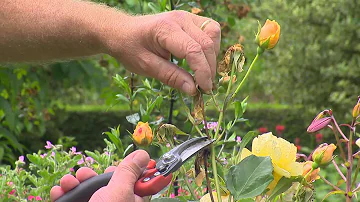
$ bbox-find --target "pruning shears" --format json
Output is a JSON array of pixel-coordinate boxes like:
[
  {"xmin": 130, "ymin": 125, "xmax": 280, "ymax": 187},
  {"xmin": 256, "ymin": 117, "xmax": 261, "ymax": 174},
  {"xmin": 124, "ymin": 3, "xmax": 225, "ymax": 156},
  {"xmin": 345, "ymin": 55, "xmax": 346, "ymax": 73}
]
[{"xmin": 56, "ymin": 136, "xmax": 214, "ymax": 202}]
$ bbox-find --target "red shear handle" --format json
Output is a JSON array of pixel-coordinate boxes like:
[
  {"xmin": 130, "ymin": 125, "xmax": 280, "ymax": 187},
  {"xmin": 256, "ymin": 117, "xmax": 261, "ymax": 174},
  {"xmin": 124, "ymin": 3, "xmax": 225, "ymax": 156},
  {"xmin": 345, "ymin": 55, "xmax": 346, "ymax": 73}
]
[{"xmin": 134, "ymin": 160, "xmax": 172, "ymax": 197}]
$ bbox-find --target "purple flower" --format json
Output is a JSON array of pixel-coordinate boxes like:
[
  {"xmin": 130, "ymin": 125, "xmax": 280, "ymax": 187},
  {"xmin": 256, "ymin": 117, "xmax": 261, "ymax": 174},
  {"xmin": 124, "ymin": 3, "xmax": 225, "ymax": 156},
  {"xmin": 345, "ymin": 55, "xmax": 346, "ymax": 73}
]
[
  {"xmin": 69, "ymin": 168, "xmax": 75, "ymax": 172},
  {"xmin": 70, "ymin": 147, "xmax": 82, "ymax": 155},
  {"xmin": 18, "ymin": 156, "xmax": 25, "ymax": 164},
  {"xmin": 203, "ymin": 121, "xmax": 222, "ymax": 132},
  {"xmin": 45, "ymin": 141, "xmax": 54, "ymax": 149},
  {"xmin": 77, "ymin": 158, "xmax": 84, "ymax": 165},
  {"xmin": 85, "ymin": 157, "xmax": 95, "ymax": 164},
  {"xmin": 40, "ymin": 153, "xmax": 47, "ymax": 158},
  {"xmin": 104, "ymin": 151, "xmax": 110, "ymax": 156},
  {"xmin": 166, "ymin": 143, "xmax": 171, "ymax": 148},
  {"xmin": 51, "ymin": 151, "xmax": 55, "ymax": 157},
  {"xmin": 236, "ymin": 136, "xmax": 242, "ymax": 143},
  {"xmin": 221, "ymin": 157, "xmax": 228, "ymax": 165}
]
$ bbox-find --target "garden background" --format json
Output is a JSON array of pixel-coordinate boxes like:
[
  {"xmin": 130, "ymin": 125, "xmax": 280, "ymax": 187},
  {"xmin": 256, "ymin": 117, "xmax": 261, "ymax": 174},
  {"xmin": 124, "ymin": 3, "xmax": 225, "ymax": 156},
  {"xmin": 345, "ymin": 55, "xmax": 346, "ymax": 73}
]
[{"xmin": 0, "ymin": 0, "xmax": 359, "ymax": 201}]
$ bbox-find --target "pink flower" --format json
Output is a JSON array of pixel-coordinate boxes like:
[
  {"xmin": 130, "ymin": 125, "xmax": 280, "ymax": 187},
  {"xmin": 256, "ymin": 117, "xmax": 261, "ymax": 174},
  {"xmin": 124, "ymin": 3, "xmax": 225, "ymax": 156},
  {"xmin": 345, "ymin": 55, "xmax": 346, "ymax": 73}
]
[
  {"xmin": 70, "ymin": 147, "xmax": 82, "ymax": 155},
  {"xmin": 45, "ymin": 141, "xmax": 54, "ymax": 149},
  {"xmin": 18, "ymin": 156, "xmax": 25, "ymax": 164},
  {"xmin": 204, "ymin": 121, "xmax": 222, "ymax": 132},
  {"xmin": 40, "ymin": 153, "xmax": 47, "ymax": 158},
  {"xmin": 166, "ymin": 143, "xmax": 171, "ymax": 148},
  {"xmin": 236, "ymin": 136, "xmax": 242, "ymax": 143},
  {"xmin": 85, "ymin": 157, "xmax": 94, "ymax": 164},
  {"xmin": 9, "ymin": 189, "xmax": 15, "ymax": 195},
  {"xmin": 170, "ymin": 193, "xmax": 175, "ymax": 198},
  {"xmin": 7, "ymin": 181, "xmax": 13, "ymax": 186},
  {"xmin": 258, "ymin": 127, "xmax": 268, "ymax": 134},
  {"xmin": 77, "ymin": 158, "xmax": 84, "ymax": 165},
  {"xmin": 51, "ymin": 152, "xmax": 55, "ymax": 157},
  {"xmin": 35, "ymin": 196, "xmax": 42, "ymax": 201},
  {"xmin": 28, "ymin": 195, "xmax": 35, "ymax": 200},
  {"xmin": 69, "ymin": 168, "xmax": 75, "ymax": 172}
]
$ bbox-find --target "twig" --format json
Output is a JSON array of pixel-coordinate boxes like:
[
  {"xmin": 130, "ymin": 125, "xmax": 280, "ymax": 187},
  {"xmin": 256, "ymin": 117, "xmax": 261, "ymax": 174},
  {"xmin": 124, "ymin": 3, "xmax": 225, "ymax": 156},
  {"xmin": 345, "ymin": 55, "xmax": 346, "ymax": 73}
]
[
  {"xmin": 319, "ymin": 175, "xmax": 342, "ymax": 191},
  {"xmin": 332, "ymin": 159, "xmax": 346, "ymax": 181}
]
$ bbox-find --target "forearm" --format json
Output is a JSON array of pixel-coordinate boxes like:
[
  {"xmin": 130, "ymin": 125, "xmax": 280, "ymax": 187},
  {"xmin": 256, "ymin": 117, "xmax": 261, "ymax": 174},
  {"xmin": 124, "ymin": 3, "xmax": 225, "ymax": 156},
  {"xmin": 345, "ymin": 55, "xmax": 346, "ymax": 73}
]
[{"xmin": 0, "ymin": 0, "xmax": 130, "ymax": 62}]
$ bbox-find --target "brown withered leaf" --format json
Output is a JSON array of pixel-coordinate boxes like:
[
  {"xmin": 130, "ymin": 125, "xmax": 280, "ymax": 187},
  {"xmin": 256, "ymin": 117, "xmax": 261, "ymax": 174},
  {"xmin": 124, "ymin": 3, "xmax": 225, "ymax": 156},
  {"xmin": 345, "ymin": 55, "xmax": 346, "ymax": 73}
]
[
  {"xmin": 193, "ymin": 90, "xmax": 204, "ymax": 124},
  {"xmin": 156, "ymin": 123, "xmax": 187, "ymax": 143},
  {"xmin": 195, "ymin": 168, "xmax": 206, "ymax": 187},
  {"xmin": 218, "ymin": 44, "xmax": 244, "ymax": 76}
]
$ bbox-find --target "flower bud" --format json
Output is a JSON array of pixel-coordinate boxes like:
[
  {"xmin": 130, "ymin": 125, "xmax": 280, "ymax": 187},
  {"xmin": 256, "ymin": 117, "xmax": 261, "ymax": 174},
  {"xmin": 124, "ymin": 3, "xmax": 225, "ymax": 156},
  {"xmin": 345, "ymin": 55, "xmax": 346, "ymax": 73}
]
[
  {"xmin": 352, "ymin": 103, "xmax": 360, "ymax": 119},
  {"xmin": 312, "ymin": 143, "xmax": 336, "ymax": 166},
  {"xmin": 302, "ymin": 161, "xmax": 320, "ymax": 183},
  {"xmin": 256, "ymin": 19, "xmax": 280, "ymax": 50},
  {"xmin": 307, "ymin": 117, "xmax": 332, "ymax": 133},
  {"xmin": 132, "ymin": 122, "xmax": 153, "ymax": 146}
]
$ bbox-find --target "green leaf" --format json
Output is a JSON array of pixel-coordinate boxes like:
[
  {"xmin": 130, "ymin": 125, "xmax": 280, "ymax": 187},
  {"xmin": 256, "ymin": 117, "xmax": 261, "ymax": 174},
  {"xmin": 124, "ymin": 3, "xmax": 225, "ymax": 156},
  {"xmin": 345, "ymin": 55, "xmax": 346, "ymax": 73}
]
[
  {"xmin": 115, "ymin": 94, "xmax": 129, "ymax": 103},
  {"xmin": 226, "ymin": 155, "xmax": 274, "ymax": 200},
  {"xmin": 0, "ymin": 97, "xmax": 15, "ymax": 132},
  {"xmin": 268, "ymin": 177, "xmax": 294, "ymax": 201},
  {"xmin": 126, "ymin": 113, "xmax": 140, "ymax": 125},
  {"xmin": 236, "ymin": 131, "xmax": 257, "ymax": 162},
  {"xmin": 321, "ymin": 190, "xmax": 346, "ymax": 202},
  {"xmin": 151, "ymin": 198, "xmax": 180, "ymax": 202},
  {"xmin": 26, "ymin": 154, "xmax": 41, "ymax": 166},
  {"xmin": 234, "ymin": 100, "xmax": 243, "ymax": 119},
  {"xmin": 148, "ymin": 2, "xmax": 160, "ymax": 13}
]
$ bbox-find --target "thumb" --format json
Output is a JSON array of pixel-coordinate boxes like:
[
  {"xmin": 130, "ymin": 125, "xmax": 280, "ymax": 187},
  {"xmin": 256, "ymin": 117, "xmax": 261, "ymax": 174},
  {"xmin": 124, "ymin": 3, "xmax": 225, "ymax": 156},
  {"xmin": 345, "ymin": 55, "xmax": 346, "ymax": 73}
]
[{"xmin": 107, "ymin": 150, "xmax": 150, "ymax": 193}]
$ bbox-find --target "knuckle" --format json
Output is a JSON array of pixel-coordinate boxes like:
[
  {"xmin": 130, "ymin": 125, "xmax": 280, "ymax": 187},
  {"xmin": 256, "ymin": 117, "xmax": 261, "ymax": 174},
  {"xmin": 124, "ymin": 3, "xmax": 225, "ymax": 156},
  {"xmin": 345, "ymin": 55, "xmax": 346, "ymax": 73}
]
[
  {"xmin": 162, "ymin": 68, "xmax": 180, "ymax": 87},
  {"xmin": 170, "ymin": 10, "xmax": 187, "ymax": 20},
  {"xmin": 186, "ymin": 41, "xmax": 202, "ymax": 56},
  {"xmin": 115, "ymin": 164, "xmax": 139, "ymax": 181},
  {"xmin": 200, "ymin": 38, "xmax": 214, "ymax": 51}
]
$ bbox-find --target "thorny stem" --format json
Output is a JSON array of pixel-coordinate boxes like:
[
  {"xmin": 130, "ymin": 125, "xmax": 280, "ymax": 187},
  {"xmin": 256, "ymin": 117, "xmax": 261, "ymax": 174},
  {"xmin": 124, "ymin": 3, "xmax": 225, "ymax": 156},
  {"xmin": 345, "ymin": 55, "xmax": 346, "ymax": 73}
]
[
  {"xmin": 332, "ymin": 159, "xmax": 347, "ymax": 181},
  {"xmin": 346, "ymin": 129, "xmax": 354, "ymax": 202},
  {"xmin": 319, "ymin": 175, "xmax": 342, "ymax": 191},
  {"xmin": 330, "ymin": 122, "xmax": 347, "ymax": 162}
]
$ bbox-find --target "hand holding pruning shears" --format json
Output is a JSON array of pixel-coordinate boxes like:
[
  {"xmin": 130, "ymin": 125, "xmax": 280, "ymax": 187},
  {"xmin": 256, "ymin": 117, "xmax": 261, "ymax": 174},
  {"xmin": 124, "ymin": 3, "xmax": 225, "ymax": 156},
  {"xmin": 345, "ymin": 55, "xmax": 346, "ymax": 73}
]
[{"xmin": 51, "ymin": 137, "xmax": 214, "ymax": 202}]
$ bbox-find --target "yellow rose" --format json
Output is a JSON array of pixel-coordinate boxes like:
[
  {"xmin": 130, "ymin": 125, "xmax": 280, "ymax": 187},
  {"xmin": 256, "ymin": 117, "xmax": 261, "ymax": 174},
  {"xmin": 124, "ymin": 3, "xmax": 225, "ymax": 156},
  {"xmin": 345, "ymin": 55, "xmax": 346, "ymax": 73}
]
[
  {"xmin": 352, "ymin": 103, "xmax": 360, "ymax": 118},
  {"xmin": 302, "ymin": 161, "xmax": 320, "ymax": 183},
  {"xmin": 258, "ymin": 19, "xmax": 280, "ymax": 49},
  {"xmin": 241, "ymin": 132, "xmax": 303, "ymax": 192},
  {"xmin": 200, "ymin": 192, "xmax": 233, "ymax": 202},
  {"xmin": 312, "ymin": 143, "xmax": 336, "ymax": 166},
  {"xmin": 132, "ymin": 122, "xmax": 153, "ymax": 146}
]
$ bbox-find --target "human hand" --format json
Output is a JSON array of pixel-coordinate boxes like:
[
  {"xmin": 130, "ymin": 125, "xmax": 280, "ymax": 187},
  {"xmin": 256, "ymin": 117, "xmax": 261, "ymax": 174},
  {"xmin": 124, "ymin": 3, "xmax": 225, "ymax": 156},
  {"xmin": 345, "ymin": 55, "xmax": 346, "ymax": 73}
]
[
  {"xmin": 101, "ymin": 10, "xmax": 221, "ymax": 95},
  {"xmin": 50, "ymin": 150, "xmax": 150, "ymax": 202}
]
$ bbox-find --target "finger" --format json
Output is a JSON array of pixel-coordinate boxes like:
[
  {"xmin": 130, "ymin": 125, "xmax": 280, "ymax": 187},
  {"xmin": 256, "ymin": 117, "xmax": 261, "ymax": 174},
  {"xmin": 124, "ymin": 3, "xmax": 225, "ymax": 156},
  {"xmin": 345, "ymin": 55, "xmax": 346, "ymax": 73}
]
[
  {"xmin": 104, "ymin": 166, "xmax": 116, "ymax": 173},
  {"xmin": 107, "ymin": 150, "xmax": 150, "ymax": 194},
  {"xmin": 155, "ymin": 24, "xmax": 212, "ymax": 92},
  {"xmin": 59, "ymin": 174, "xmax": 80, "ymax": 192},
  {"xmin": 50, "ymin": 186, "xmax": 65, "ymax": 202},
  {"xmin": 190, "ymin": 16, "xmax": 221, "ymax": 55},
  {"xmin": 75, "ymin": 167, "xmax": 98, "ymax": 183},
  {"xmin": 182, "ymin": 22, "xmax": 217, "ymax": 79},
  {"xmin": 143, "ymin": 52, "xmax": 197, "ymax": 95}
]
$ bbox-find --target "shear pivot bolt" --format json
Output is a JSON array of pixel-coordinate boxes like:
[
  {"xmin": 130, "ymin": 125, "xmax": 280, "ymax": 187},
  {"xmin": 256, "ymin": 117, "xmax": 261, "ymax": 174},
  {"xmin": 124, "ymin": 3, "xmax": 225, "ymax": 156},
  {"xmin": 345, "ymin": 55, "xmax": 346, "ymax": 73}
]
[{"xmin": 143, "ymin": 177, "xmax": 151, "ymax": 182}]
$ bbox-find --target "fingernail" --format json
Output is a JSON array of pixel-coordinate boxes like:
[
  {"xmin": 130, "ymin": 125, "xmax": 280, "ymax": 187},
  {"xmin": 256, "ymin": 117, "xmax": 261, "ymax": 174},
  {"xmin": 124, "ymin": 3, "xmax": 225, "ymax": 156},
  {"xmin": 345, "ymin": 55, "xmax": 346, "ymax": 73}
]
[
  {"xmin": 182, "ymin": 82, "xmax": 196, "ymax": 96},
  {"xmin": 132, "ymin": 151, "xmax": 149, "ymax": 169}
]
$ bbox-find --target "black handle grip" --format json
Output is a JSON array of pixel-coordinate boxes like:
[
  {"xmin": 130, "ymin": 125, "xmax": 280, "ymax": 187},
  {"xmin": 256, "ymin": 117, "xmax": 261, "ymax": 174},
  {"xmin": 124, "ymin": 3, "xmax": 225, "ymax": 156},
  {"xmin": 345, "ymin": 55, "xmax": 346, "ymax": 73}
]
[{"xmin": 55, "ymin": 171, "xmax": 114, "ymax": 202}]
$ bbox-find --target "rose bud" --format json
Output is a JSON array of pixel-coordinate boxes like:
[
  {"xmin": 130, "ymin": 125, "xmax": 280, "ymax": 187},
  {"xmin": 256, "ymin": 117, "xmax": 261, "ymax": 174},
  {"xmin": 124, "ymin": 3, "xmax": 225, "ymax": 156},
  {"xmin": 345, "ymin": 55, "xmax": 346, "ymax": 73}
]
[
  {"xmin": 219, "ymin": 75, "xmax": 237, "ymax": 87},
  {"xmin": 352, "ymin": 103, "xmax": 360, "ymax": 119},
  {"xmin": 307, "ymin": 117, "xmax": 332, "ymax": 133},
  {"xmin": 312, "ymin": 143, "xmax": 336, "ymax": 166},
  {"xmin": 302, "ymin": 161, "xmax": 320, "ymax": 183},
  {"xmin": 132, "ymin": 122, "xmax": 153, "ymax": 147},
  {"xmin": 257, "ymin": 19, "xmax": 280, "ymax": 50}
]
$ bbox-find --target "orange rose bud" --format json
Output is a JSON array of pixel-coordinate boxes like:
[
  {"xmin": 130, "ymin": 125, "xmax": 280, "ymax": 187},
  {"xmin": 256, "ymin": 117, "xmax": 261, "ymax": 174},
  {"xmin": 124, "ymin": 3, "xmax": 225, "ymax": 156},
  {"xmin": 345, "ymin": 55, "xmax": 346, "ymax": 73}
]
[
  {"xmin": 191, "ymin": 7, "xmax": 202, "ymax": 15},
  {"xmin": 257, "ymin": 19, "xmax": 280, "ymax": 50},
  {"xmin": 219, "ymin": 75, "xmax": 237, "ymax": 86},
  {"xmin": 352, "ymin": 103, "xmax": 360, "ymax": 118},
  {"xmin": 132, "ymin": 122, "xmax": 153, "ymax": 147},
  {"xmin": 312, "ymin": 143, "xmax": 336, "ymax": 166},
  {"xmin": 302, "ymin": 161, "xmax": 320, "ymax": 183}
]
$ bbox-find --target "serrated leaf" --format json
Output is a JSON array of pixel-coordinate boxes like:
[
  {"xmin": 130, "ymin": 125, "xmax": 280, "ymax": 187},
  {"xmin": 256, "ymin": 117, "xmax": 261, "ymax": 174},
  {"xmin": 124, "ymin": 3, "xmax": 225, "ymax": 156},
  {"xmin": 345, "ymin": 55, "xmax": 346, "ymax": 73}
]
[
  {"xmin": 126, "ymin": 113, "xmax": 140, "ymax": 125},
  {"xmin": 235, "ymin": 131, "xmax": 257, "ymax": 163},
  {"xmin": 226, "ymin": 155, "xmax": 274, "ymax": 200}
]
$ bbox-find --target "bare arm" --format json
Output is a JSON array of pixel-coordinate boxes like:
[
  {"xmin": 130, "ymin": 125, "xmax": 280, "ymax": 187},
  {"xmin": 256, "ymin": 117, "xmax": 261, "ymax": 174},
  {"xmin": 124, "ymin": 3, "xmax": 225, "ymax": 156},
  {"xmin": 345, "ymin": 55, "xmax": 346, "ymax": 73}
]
[
  {"xmin": 0, "ymin": 0, "xmax": 124, "ymax": 62},
  {"xmin": 0, "ymin": 0, "xmax": 221, "ymax": 95}
]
